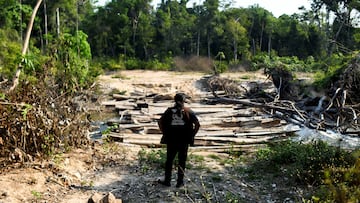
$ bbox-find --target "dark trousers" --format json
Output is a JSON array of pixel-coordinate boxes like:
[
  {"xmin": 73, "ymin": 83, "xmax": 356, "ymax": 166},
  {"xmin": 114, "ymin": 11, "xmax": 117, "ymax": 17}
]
[{"xmin": 164, "ymin": 142, "xmax": 189, "ymax": 183}]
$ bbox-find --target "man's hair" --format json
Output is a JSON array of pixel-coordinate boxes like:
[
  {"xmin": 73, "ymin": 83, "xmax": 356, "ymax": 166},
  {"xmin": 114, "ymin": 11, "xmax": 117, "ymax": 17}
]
[{"xmin": 174, "ymin": 93, "xmax": 186, "ymax": 102}]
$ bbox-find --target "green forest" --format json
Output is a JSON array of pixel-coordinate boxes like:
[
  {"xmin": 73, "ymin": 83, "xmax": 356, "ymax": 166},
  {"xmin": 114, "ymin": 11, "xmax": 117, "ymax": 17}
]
[
  {"xmin": 0, "ymin": 0, "xmax": 360, "ymax": 202},
  {"xmin": 0, "ymin": 0, "xmax": 359, "ymax": 79}
]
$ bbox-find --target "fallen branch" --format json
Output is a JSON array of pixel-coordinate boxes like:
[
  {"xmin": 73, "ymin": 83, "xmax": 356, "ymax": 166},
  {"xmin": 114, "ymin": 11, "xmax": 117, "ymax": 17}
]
[{"xmin": 0, "ymin": 101, "xmax": 29, "ymax": 106}]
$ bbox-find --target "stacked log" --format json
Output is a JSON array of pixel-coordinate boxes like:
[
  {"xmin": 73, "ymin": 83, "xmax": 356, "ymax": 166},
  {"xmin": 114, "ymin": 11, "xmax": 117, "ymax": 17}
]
[{"xmin": 95, "ymin": 88, "xmax": 300, "ymax": 153}]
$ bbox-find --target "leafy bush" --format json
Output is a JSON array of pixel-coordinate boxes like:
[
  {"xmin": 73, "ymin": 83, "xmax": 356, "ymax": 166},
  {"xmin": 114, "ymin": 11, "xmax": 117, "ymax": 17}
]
[
  {"xmin": 0, "ymin": 28, "xmax": 22, "ymax": 78},
  {"xmin": 253, "ymin": 140, "xmax": 356, "ymax": 185},
  {"xmin": 51, "ymin": 31, "xmax": 98, "ymax": 92},
  {"xmin": 124, "ymin": 58, "xmax": 140, "ymax": 70},
  {"xmin": 250, "ymin": 140, "xmax": 359, "ymax": 202},
  {"xmin": 94, "ymin": 57, "xmax": 125, "ymax": 71},
  {"xmin": 0, "ymin": 74, "xmax": 91, "ymax": 163},
  {"xmin": 251, "ymin": 53, "xmax": 317, "ymax": 72},
  {"xmin": 137, "ymin": 148, "xmax": 167, "ymax": 173},
  {"xmin": 143, "ymin": 59, "xmax": 171, "ymax": 70},
  {"xmin": 313, "ymin": 158, "xmax": 360, "ymax": 203},
  {"xmin": 313, "ymin": 53, "xmax": 354, "ymax": 89}
]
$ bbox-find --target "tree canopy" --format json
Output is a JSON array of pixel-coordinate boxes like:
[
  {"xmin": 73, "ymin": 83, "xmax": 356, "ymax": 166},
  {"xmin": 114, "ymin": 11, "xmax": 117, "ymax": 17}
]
[{"xmin": 0, "ymin": 0, "xmax": 359, "ymax": 77}]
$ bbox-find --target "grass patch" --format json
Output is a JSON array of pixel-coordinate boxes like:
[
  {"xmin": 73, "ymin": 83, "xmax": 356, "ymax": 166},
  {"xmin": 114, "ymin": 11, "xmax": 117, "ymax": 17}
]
[
  {"xmin": 188, "ymin": 153, "xmax": 206, "ymax": 169},
  {"xmin": 246, "ymin": 140, "xmax": 359, "ymax": 202},
  {"xmin": 137, "ymin": 148, "xmax": 167, "ymax": 173},
  {"xmin": 31, "ymin": 190, "xmax": 42, "ymax": 199}
]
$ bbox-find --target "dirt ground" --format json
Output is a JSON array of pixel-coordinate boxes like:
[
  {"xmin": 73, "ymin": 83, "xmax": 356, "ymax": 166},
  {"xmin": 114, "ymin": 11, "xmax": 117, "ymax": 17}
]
[{"xmin": 0, "ymin": 70, "xmax": 307, "ymax": 203}]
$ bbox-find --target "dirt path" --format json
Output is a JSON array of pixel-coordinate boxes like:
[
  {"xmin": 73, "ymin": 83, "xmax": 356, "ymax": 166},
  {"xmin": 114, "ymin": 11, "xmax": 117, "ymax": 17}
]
[{"xmin": 0, "ymin": 70, "xmax": 302, "ymax": 203}]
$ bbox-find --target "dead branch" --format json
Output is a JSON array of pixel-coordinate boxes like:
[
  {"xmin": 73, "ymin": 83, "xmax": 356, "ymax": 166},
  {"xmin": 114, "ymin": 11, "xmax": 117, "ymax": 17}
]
[{"xmin": 0, "ymin": 102, "xmax": 29, "ymax": 106}]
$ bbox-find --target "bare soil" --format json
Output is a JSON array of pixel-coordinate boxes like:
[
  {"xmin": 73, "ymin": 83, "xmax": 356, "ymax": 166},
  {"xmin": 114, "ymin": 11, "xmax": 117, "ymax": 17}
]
[{"xmin": 0, "ymin": 70, "xmax": 307, "ymax": 203}]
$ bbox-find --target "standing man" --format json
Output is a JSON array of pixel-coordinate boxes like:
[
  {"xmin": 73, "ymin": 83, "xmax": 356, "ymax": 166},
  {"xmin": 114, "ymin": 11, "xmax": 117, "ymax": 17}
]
[{"xmin": 158, "ymin": 93, "xmax": 200, "ymax": 188}]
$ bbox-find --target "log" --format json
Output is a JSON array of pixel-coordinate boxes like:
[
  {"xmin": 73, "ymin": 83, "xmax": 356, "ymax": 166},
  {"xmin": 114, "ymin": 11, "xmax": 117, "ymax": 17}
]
[
  {"xmin": 112, "ymin": 94, "xmax": 131, "ymax": 101},
  {"xmin": 209, "ymin": 98, "xmax": 307, "ymax": 115},
  {"xmin": 195, "ymin": 134, "xmax": 279, "ymax": 144},
  {"xmin": 234, "ymin": 129, "xmax": 298, "ymax": 137},
  {"xmin": 101, "ymin": 100, "xmax": 118, "ymax": 107},
  {"xmin": 189, "ymin": 144, "xmax": 266, "ymax": 152}
]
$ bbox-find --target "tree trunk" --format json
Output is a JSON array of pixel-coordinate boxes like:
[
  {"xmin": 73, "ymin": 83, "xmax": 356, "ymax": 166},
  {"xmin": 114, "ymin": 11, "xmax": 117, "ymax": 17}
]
[
  {"xmin": 207, "ymin": 33, "xmax": 211, "ymax": 58},
  {"xmin": 260, "ymin": 22, "xmax": 264, "ymax": 51},
  {"xmin": 268, "ymin": 32, "xmax": 271, "ymax": 57},
  {"xmin": 43, "ymin": 0, "xmax": 48, "ymax": 52},
  {"xmin": 233, "ymin": 38, "xmax": 237, "ymax": 61},
  {"xmin": 56, "ymin": 8, "xmax": 60, "ymax": 36},
  {"xmin": 9, "ymin": 0, "xmax": 43, "ymax": 92},
  {"xmin": 197, "ymin": 31, "xmax": 200, "ymax": 56}
]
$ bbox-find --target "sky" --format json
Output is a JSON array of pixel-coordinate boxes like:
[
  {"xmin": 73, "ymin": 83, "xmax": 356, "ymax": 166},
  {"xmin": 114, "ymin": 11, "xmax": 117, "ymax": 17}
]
[{"xmin": 95, "ymin": 0, "xmax": 311, "ymax": 18}]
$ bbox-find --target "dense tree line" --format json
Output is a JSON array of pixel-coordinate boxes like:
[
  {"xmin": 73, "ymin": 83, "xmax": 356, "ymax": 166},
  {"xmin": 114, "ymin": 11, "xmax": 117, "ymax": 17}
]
[
  {"xmin": 0, "ymin": 0, "xmax": 359, "ymax": 77},
  {"xmin": 81, "ymin": 0, "xmax": 359, "ymax": 61}
]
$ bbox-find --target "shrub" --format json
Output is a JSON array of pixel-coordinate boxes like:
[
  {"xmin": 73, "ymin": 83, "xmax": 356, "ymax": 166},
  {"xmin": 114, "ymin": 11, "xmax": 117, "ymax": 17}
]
[
  {"xmin": 0, "ymin": 28, "xmax": 22, "ymax": 79},
  {"xmin": 138, "ymin": 148, "xmax": 167, "ymax": 168},
  {"xmin": 312, "ymin": 53, "xmax": 354, "ymax": 89},
  {"xmin": 253, "ymin": 140, "xmax": 356, "ymax": 185},
  {"xmin": 251, "ymin": 53, "xmax": 317, "ymax": 72},
  {"xmin": 124, "ymin": 58, "xmax": 141, "ymax": 70},
  {"xmin": 313, "ymin": 157, "xmax": 360, "ymax": 202},
  {"xmin": 94, "ymin": 58, "xmax": 125, "ymax": 71},
  {"xmin": 51, "ymin": 31, "xmax": 98, "ymax": 92}
]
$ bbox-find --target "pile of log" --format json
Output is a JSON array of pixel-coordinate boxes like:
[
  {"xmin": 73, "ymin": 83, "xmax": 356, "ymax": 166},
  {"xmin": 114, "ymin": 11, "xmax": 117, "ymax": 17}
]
[
  {"xmin": 96, "ymin": 86, "xmax": 300, "ymax": 153},
  {"xmin": 94, "ymin": 56, "xmax": 360, "ymax": 154}
]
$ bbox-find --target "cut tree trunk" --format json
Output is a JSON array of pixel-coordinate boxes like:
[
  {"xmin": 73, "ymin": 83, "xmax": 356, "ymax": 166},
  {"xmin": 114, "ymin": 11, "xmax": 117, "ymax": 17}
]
[{"xmin": 9, "ymin": 0, "xmax": 43, "ymax": 92}]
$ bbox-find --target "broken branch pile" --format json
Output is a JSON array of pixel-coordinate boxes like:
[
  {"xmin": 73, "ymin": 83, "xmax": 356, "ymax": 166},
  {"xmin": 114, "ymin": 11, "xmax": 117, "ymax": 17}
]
[
  {"xmin": 206, "ymin": 57, "xmax": 360, "ymax": 136},
  {"xmin": 0, "ymin": 79, "xmax": 92, "ymax": 167}
]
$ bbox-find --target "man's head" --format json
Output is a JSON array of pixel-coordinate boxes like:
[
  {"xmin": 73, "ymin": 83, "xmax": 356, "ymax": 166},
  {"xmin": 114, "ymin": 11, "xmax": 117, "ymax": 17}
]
[{"xmin": 174, "ymin": 93, "xmax": 186, "ymax": 103}]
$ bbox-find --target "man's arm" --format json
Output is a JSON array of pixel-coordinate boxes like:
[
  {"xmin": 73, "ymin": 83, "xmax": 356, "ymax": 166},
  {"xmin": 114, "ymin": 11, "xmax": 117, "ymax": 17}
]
[
  {"xmin": 158, "ymin": 109, "xmax": 167, "ymax": 133},
  {"xmin": 189, "ymin": 109, "xmax": 200, "ymax": 136},
  {"xmin": 193, "ymin": 119, "xmax": 200, "ymax": 135}
]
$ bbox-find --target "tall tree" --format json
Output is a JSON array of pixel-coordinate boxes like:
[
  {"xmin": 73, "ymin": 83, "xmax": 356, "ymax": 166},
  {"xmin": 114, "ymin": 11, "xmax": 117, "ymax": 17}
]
[
  {"xmin": 10, "ymin": 0, "xmax": 42, "ymax": 91},
  {"xmin": 202, "ymin": 0, "xmax": 220, "ymax": 58},
  {"xmin": 154, "ymin": 0, "xmax": 195, "ymax": 58},
  {"xmin": 311, "ymin": 0, "xmax": 360, "ymax": 56},
  {"xmin": 245, "ymin": 5, "xmax": 273, "ymax": 56}
]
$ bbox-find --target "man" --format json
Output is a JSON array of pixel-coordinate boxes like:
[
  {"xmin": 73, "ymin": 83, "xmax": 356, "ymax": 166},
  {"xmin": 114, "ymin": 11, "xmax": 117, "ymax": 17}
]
[{"xmin": 157, "ymin": 93, "xmax": 200, "ymax": 188}]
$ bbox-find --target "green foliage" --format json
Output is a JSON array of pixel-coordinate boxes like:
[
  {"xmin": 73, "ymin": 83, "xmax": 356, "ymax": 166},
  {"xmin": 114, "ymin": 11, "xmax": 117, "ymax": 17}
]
[
  {"xmin": 101, "ymin": 124, "xmax": 119, "ymax": 135},
  {"xmin": 0, "ymin": 93, "xmax": 5, "ymax": 100},
  {"xmin": 41, "ymin": 134, "xmax": 56, "ymax": 156},
  {"xmin": 0, "ymin": 28, "xmax": 21, "ymax": 78},
  {"xmin": 313, "ymin": 53, "xmax": 354, "ymax": 89},
  {"xmin": 143, "ymin": 59, "xmax": 171, "ymax": 71},
  {"xmin": 187, "ymin": 153, "xmax": 206, "ymax": 170},
  {"xmin": 0, "ymin": 1, "xmax": 33, "ymax": 31},
  {"xmin": 138, "ymin": 148, "xmax": 167, "ymax": 173},
  {"xmin": 251, "ymin": 53, "xmax": 317, "ymax": 72},
  {"xmin": 31, "ymin": 190, "xmax": 42, "ymax": 199},
  {"xmin": 2, "ymin": 0, "xmax": 359, "ymax": 73},
  {"xmin": 250, "ymin": 140, "xmax": 360, "ymax": 201},
  {"xmin": 225, "ymin": 192, "xmax": 241, "ymax": 203},
  {"xmin": 94, "ymin": 58, "xmax": 126, "ymax": 71},
  {"xmin": 214, "ymin": 60, "xmax": 228, "ymax": 73},
  {"xmin": 51, "ymin": 31, "xmax": 98, "ymax": 92},
  {"xmin": 313, "ymin": 158, "xmax": 360, "ymax": 203},
  {"xmin": 21, "ymin": 103, "xmax": 32, "ymax": 120},
  {"xmin": 124, "ymin": 58, "xmax": 141, "ymax": 70},
  {"xmin": 254, "ymin": 140, "xmax": 355, "ymax": 185}
]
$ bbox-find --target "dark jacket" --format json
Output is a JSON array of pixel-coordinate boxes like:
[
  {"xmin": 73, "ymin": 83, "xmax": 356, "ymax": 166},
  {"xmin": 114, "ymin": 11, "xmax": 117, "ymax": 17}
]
[{"xmin": 158, "ymin": 106, "xmax": 200, "ymax": 145}]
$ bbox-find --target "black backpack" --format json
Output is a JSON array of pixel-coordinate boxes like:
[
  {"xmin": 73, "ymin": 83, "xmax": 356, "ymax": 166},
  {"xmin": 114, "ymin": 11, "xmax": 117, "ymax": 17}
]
[{"xmin": 159, "ymin": 107, "xmax": 193, "ymax": 144}]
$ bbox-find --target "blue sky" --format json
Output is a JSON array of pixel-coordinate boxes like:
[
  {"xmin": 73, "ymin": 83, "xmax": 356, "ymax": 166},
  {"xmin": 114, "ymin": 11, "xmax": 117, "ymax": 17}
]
[{"xmin": 95, "ymin": 0, "xmax": 311, "ymax": 18}]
